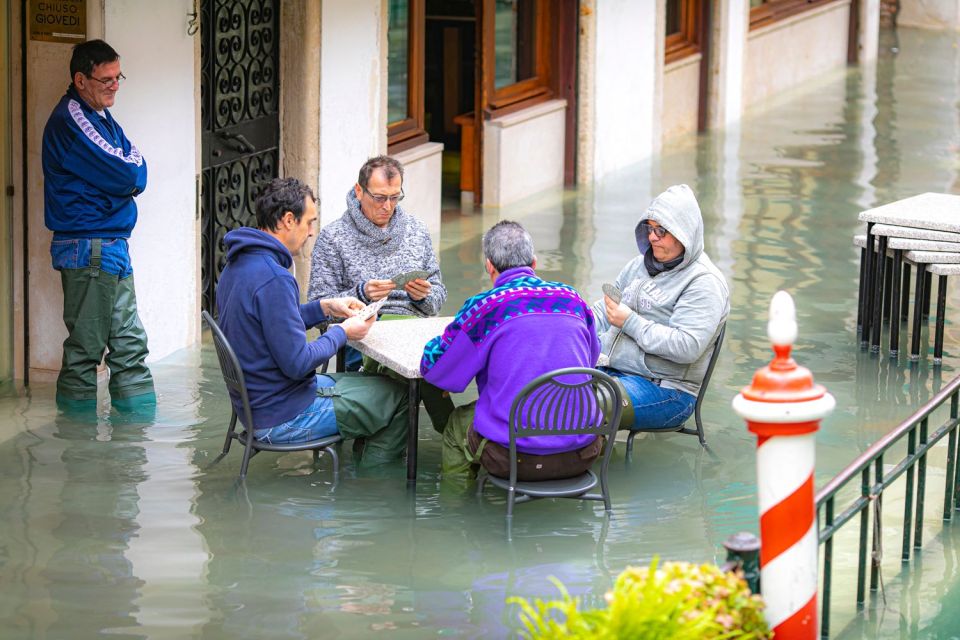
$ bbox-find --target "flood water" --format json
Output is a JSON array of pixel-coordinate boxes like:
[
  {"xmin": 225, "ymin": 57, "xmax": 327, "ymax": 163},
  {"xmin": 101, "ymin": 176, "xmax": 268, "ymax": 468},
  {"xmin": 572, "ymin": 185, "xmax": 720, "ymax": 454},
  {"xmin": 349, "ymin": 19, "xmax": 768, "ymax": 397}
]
[{"xmin": 3, "ymin": 28, "xmax": 960, "ymax": 639}]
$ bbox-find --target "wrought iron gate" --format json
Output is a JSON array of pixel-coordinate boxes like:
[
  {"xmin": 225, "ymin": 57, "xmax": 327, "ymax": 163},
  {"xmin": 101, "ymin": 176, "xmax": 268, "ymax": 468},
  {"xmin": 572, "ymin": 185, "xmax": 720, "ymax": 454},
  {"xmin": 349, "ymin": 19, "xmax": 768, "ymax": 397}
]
[{"xmin": 201, "ymin": 0, "xmax": 280, "ymax": 313}]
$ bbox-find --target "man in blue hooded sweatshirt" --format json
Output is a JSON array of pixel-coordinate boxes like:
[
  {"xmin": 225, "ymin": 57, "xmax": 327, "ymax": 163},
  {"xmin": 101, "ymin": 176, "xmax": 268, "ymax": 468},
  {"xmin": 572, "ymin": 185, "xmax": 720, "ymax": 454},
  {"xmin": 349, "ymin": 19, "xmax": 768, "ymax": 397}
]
[
  {"xmin": 43, "ymin": 40, "xmax": 152, "ymax": 404},
  {"xmin": 216, "ymin": 177, "xmax": 409, "ymax": 465}
]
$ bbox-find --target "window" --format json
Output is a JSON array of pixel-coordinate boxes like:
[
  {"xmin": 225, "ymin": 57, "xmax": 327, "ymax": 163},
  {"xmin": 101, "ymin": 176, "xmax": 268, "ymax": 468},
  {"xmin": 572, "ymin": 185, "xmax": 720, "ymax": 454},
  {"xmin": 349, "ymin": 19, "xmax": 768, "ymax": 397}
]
[
  {"xmin": 750, "ymin": 0, "xmax": 836, "ymax": 30},
  {"xmin": 665, "ymin": 0, "xmax": 702, "ymax": 64},
  {"xmin": 387, "ymin": 0, "xmax": 428, "ymax": 152},
  {"xmin": 482, "ymin": 0, "xmax": 554, "ymax": 116}
]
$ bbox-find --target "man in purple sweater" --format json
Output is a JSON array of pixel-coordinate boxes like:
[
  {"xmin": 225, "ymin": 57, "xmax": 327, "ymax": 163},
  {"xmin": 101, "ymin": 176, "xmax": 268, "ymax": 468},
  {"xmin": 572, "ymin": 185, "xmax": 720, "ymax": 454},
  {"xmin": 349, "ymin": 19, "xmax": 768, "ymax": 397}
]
[{"xmin": 420, "ymin": 221, "xmax": 602, "ymax": 480}]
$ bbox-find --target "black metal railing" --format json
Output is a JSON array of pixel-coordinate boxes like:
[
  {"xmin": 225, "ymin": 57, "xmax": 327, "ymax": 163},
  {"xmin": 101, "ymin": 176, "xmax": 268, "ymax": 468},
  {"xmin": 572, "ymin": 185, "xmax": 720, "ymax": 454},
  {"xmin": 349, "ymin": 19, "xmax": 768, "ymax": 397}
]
[{"xmin": 815, "ymin": 373, "xmax": 960, "ymax": 638}]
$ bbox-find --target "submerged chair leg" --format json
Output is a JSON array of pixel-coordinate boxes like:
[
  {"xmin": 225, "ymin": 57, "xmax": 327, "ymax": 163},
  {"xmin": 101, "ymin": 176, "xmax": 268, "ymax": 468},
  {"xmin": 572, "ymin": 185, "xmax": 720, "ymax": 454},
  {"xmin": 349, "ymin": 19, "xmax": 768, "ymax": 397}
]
[
  {"xmin": 239, "ymin": 437, "xmax": 255, "ymax": 479},
  {"xmin": 222, "ymin": 411, "xmax": 238, "ymax": 455},
  {"xmin": 626, "ymin": 430, "xmax": 637, "ymax": 456}
]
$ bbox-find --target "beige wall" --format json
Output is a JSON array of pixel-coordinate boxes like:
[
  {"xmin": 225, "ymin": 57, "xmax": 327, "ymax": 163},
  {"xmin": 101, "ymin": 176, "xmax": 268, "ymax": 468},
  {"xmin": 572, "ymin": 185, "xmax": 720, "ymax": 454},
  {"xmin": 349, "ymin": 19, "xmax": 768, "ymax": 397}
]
[
  {"xmin": 662, "ymin": 53, "xmax": 701, "ymax": 141},
  {"xmin": 483, "ymin": 99, "xmax": 567, "ymax": 207},
  {"xmin": 393, "ymin": 141, "xmax": 443, "ymax": 247},
  {"xmin": 899, "ymin": 0, "xmax": 960, "ymax": 29},
  {"xmin": 744, "ymin": 0, "xmax": 851, "ymax": 109}
]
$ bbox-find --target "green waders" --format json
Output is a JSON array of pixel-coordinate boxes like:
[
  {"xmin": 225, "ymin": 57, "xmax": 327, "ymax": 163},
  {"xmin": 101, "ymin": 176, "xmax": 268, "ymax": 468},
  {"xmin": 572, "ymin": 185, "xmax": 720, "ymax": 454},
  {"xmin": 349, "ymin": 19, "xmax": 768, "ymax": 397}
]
[
  {"xmin": 327, "ymin": 372, "xmax": 410, "ymax": 466},
  {"xmin": 361, "ymin": 314, "xmax": 455, "ymax": 433},
  {"xmin": 57, "ymin": 239, "xmax": 154, "ymax": 401}
]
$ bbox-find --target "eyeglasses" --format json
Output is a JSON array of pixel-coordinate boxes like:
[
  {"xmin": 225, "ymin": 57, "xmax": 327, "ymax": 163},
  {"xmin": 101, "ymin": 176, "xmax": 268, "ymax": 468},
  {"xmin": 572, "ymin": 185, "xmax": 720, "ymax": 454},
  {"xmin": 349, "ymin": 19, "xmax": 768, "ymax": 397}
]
[
  {"xmin": 362, "ymin": 186, "xmax": 404, "ymax": 205},
  {"xmin": 87, "ymin": 72, "xmax": 126, "ymax": 87},
  {"xmin": 641, "ymin": 221, "xmax": 669, "ymax": 239}
]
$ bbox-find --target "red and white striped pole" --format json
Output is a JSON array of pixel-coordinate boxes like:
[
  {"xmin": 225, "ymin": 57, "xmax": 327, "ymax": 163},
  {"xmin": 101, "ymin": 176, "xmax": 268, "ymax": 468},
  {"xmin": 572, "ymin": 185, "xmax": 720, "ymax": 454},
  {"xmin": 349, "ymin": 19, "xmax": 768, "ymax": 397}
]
[{"xmin": 732, "ymin": 291, "xmax": 835, "ymax": 638}]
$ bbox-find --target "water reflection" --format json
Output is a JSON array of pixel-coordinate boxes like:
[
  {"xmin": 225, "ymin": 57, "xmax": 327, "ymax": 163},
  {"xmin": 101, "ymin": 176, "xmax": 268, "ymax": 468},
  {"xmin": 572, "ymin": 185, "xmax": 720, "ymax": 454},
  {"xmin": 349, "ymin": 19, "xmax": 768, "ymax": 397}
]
[{"xmin": 2, "ymin": 26, "xmax": 960, "ymax": 639}]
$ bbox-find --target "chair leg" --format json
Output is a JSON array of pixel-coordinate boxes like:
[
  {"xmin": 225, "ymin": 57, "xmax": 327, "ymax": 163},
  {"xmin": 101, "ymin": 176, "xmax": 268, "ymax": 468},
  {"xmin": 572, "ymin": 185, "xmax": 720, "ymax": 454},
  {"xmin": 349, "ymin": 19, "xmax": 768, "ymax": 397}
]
[
  {"xmin": 694, "ymin": 407, "xmax": 706, "ymax": 446},
  {"xmin": 222, "ymin": 411, "xmax": 238, "ymax": 455},
  {"xmin": 626, "ymin": 430, "xmax": 637, "ymax": 456},
  {"xmin": 239, "ymin": 438, "xmax": 255, "ymax": 479},
  {"xmin": 476, "ymin": 473, "xmax": 488, "ymax": 497},
  {"xmin": 507, "ymin": 487, "xmax": 515, "ymax": 518}
]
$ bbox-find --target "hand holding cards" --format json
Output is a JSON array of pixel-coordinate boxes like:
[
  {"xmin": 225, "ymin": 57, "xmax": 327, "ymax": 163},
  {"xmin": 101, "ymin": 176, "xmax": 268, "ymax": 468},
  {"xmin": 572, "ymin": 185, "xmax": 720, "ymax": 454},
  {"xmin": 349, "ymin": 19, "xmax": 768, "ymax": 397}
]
[
  {"xmin": 602, "ymin": 283, "xmax": 622, "ymax": 304},
  {"xmin": 356, "ymin": 298, "xmax": 387, "ymax": 321},
  {"xmin": 391, "ymin": 270, "xmax": 429, "ymax": 289}
]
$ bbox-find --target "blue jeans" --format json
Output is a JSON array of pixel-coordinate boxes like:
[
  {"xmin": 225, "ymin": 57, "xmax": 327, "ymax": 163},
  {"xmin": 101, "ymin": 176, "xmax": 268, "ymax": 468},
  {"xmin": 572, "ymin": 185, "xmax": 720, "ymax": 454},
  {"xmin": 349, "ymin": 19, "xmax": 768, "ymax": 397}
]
[
  {"xmin": 254, "ymin": 376, "xmax": 338, "ymax": 443},
  {"xmin": 602, "ymin": 369, "xmax": 696, "ymax": 430},
  {"xmin": 51, "ymin": 237, "xmax": 133, "ymax": 278}
]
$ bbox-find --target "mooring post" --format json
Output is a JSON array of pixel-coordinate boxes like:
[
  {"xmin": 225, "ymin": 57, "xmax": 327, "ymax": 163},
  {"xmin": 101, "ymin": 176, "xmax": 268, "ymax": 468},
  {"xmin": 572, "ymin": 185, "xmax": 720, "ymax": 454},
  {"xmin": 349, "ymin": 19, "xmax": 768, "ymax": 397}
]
[{"xmin": 732, "ymin": 291, "xmax": 836, "ymax": 639}]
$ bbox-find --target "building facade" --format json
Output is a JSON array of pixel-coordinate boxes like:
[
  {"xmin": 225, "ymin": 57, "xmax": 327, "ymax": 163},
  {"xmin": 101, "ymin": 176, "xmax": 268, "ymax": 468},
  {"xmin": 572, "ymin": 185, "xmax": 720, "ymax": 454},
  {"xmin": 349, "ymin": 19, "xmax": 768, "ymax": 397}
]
[{"xmin": 0, "ymin": 0, "xmax": 952, "ymax": 387}]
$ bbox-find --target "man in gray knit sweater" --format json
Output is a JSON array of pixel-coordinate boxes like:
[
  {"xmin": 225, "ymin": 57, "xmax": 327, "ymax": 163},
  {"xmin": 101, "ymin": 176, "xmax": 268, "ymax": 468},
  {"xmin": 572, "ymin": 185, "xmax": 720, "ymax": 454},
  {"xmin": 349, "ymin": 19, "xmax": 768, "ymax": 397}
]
[
  {"xmin": 308, "ymin": 155, "xmax": 453, "ymax": 431},
  {"xmin": 307, "ymin": 155, "xmax": 446, "ymax": 318}
]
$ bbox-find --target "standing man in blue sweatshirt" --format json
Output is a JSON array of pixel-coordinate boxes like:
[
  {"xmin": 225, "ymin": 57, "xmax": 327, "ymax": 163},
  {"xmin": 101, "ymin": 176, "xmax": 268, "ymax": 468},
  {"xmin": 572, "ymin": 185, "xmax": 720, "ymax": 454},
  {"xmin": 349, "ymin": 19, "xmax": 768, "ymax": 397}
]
[
  {"xmin": 42, "ymin": 40, "xmax": 153, "ymax": 404},
  {"xmin": 217, "ymin": 177, "xmax": 409, "ymax": 465}
]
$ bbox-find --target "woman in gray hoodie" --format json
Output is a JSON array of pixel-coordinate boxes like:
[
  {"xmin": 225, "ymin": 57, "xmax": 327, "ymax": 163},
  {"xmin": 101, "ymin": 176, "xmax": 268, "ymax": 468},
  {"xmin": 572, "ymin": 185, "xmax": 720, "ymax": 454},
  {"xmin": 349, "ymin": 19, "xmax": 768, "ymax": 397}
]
[{"xmin": 594, "ymin": 184, "xmax": 730, "ymax": 430}]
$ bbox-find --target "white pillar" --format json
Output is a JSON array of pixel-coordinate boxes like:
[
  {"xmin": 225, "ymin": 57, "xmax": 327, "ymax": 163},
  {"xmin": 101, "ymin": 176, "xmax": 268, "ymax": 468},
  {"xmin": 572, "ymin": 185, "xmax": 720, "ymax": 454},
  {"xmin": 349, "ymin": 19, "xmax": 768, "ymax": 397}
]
[
  {"xmin": 858, "ymin": 0, "xmax": 881, "ymax": 62},
  {"xmin": 707, "ymin": 0, "xmax": 748, "ymax": 129},
  {"xmin": 576, "ymin": 0, "xmax": 658, "ymax": 184}
]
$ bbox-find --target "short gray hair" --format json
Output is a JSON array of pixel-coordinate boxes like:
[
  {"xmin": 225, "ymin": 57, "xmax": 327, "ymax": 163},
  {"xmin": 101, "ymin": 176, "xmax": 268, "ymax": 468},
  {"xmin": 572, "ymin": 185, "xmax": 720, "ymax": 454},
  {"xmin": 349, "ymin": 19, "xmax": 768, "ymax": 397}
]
[
  {"xmin": 357, "ymin": 155, "xmax": 404, "ymax": 188},
  {"xmin": 482, "ymin": 220, "xmax": 535, "ymax": 272}
]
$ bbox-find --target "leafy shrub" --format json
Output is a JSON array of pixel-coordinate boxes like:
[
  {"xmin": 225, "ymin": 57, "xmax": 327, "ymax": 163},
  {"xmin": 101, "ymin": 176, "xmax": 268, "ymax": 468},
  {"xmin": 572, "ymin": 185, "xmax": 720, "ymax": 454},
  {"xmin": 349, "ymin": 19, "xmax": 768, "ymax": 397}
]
[{"xmin": 509, "ymin": 558, "xmax": 771, "ymax": 639}]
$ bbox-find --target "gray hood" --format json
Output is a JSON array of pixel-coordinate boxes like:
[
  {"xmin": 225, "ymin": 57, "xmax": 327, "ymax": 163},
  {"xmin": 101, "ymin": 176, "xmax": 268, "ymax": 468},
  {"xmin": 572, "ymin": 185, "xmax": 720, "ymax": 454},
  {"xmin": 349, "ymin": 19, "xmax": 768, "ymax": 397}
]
[{"xmin": 635, "ymin": 184, "xmax": 703, "ymax": 270}]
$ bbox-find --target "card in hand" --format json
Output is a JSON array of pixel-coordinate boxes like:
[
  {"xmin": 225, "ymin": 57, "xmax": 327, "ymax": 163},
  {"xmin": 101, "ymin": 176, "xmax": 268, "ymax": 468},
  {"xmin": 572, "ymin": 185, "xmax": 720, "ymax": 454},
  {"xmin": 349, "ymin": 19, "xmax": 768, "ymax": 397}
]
[
  {"xmin": 602, "ymin": 283, "xmax": 622, "ymax": 304},
  {"xmin": 356, "ymin": 298, "xmax": 387, "ymax": 320},
  {"xmin": 391, "ymin": 270, "xmax": 429, "ymax": 289}
]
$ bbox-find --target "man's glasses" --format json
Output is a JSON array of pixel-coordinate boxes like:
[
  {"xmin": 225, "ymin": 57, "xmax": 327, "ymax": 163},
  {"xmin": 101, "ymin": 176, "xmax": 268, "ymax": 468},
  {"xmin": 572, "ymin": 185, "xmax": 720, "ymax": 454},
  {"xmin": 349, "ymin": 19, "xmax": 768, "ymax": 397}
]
[
  {"xmin": 362, "ymin": 186, "xmax": 404, "ymax": 205},
  {"xmin": 640, "ymin": 222, "xmax": 669, "ymax": 239},
  {"xmin": 87, "ymin": 72, "xmax": 126, "ymax": 87}
]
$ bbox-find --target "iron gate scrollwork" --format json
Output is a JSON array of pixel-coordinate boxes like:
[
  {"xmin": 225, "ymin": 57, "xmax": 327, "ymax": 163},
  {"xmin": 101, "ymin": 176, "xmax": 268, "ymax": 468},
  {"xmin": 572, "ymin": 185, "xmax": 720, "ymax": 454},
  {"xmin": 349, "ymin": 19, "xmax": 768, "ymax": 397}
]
[{"xmin": 201, "ymin": 0, "xmax": 280, "ymax": 314}]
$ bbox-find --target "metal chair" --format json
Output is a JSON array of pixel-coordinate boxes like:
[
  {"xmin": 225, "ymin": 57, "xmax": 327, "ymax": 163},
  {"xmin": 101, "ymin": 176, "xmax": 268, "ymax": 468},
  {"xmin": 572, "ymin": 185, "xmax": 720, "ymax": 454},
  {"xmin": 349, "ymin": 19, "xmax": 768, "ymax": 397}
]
[
  {"xmin": 477, "ymin": 367, "xmax": 623, "ymax": 519},
  {"xmin": 625, "ymin": 322, "xmax": 726, "ymax": 454},
  {"xmin": 202, "ymin": 311, "xmax": 342, "ymax": 479}
]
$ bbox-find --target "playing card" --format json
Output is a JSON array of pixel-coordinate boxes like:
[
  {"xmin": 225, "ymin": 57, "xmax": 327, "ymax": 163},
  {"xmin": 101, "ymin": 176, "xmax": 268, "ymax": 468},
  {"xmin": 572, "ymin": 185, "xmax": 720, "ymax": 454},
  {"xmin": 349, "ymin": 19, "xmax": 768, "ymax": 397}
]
[
  {"xmin": 602, "ymin": 283, "xmax": 621, "ymax": 304},
  {"xmin": 391, "ymin": 270, "xmax": 430, "ymax": 289},
  {"xmin": 356, "ymin": 298, "xmax": 387, "ymax": 321}
]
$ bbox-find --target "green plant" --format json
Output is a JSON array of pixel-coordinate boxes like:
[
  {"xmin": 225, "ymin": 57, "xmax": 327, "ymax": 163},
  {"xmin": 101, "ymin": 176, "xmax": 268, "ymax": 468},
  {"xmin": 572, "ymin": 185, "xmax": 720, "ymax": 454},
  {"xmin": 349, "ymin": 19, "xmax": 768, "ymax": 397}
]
[{"xmin": 508, "ymin": 558, "xmax": 771, "ymax": 639}]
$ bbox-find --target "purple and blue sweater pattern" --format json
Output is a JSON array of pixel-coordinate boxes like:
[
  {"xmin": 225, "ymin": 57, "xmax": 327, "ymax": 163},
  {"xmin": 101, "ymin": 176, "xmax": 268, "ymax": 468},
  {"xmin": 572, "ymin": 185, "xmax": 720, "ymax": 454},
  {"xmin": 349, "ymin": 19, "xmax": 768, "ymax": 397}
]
[
  {"xmin": 421, "ymin": 275, "xmax": 593, "ymax": 369},
  {"xmin": 420, "ymin": 268, "xmax": 601, "ymax": 454}
]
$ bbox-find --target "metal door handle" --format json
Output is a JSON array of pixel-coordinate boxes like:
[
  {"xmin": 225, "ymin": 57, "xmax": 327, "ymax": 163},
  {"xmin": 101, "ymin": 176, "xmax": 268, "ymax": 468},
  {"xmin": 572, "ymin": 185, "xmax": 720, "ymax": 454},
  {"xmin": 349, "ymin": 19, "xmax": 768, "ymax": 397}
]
[{"xmin": 218, "ymin": 131, "xmax": 256, "ymax": 153}]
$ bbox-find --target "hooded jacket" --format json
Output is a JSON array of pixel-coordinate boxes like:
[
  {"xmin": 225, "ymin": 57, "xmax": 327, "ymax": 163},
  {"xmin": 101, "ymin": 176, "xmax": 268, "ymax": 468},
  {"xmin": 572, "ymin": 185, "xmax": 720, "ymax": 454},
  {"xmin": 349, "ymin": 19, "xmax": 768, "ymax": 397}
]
[
  {"xmin": 217, "ymin": 228, "xmax": 346, "ymax": 429},
  {"xmin": 594, "ymin": 184, "xmax": 730, "ymax": 397},
  {"xmin": 42, "ymin": 85, "xmax": 148, "ymax": 239},
  {"xmin": 307, "ymin": 189, "xmax": 446, "ymax": 316}
]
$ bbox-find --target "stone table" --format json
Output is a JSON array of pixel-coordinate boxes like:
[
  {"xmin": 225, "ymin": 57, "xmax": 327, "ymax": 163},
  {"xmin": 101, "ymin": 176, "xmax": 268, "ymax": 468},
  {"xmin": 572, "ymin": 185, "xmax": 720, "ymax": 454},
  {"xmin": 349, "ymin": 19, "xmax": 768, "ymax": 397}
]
[{"xmin": 348, "ymin": 316, "xmax": 451, "ymax": 483}]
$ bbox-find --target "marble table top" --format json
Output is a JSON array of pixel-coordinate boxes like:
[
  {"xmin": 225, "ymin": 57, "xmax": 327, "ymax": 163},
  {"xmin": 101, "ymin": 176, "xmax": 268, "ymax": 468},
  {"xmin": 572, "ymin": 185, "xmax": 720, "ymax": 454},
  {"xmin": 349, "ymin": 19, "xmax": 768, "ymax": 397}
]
[
  {"xmin": 871, "ymin": 223, "xmax": 960, "ymax": 243},
  {"xmin": 859, "ymin": 193, "xmax": 960, "ymax": 232},
  {"xmin": 883, "ymin": 237, "xmax": 960, "ymax": 252},
  {"xmin": 348, "ymin": 316, "xmax": 452, "ymax": 378},
  {"xmin": 904, "ymin": 250, "xmax": 960, "ymax": 264}
]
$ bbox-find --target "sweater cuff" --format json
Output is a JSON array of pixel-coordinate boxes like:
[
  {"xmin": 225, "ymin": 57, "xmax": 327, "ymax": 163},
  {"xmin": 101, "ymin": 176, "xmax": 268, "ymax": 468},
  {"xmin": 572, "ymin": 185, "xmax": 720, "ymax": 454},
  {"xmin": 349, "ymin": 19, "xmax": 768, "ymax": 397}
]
[{"xmin": 356, "ymin": 282, "xmax": 370, "ymax": 304}]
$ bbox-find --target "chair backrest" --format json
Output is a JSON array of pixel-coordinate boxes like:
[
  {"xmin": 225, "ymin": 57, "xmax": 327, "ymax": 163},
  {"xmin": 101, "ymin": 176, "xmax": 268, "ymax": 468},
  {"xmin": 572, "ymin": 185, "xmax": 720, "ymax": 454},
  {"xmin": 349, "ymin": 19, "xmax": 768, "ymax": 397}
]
[
  {"xmin": 507, "ymin": 367, "xmax": 623, "ymax": 482},
  {"xmin": 695, "ymin": 322, "xmax": 726, "ymax": 410},
  {"xmin": 202, "ymin": 310, "xmax": 256, "ymax": 430},
  {"xmin": 696, "ymin": 321, "xmax": 727, "ymax": 412}
]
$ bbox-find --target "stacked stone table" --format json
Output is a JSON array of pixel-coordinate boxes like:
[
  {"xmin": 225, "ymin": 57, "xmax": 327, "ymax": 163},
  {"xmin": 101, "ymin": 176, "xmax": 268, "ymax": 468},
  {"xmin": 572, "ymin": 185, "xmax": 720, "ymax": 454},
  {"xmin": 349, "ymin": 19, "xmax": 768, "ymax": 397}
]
[{"xmin": 858, "ymin": 193, "xmax": 960, "ymax": 363}]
